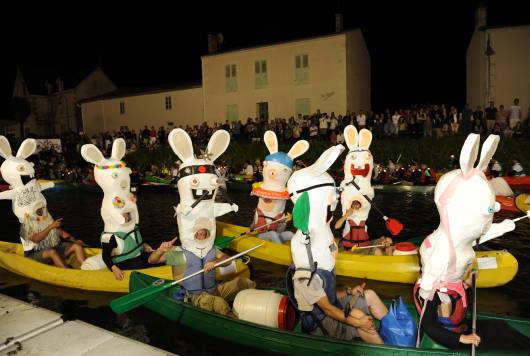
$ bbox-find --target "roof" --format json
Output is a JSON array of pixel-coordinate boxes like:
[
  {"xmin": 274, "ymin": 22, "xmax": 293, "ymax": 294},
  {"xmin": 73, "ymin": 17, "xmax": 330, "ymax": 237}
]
[
  {"xmin": 19, "ymin": 66, "xmax": 102, "ymax": 95},
  {"xmin": 79, "ymin": 81, "xmax": 202, "ymax": 104},
  {"xmin": 201, "ymin": 29, "xmax": 362, "ymax": 58}
]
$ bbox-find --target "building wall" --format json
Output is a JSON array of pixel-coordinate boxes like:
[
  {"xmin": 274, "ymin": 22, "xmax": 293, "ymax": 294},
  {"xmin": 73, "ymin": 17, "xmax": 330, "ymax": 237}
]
[
  {"xmin": 81, "ymin": 87, "xmax": 203, "ymax": 136},
  {"xmin": 202, "ymin": 33, "xmax": 356, "ymax": 122},
  {"xmin": 488, "ymin": 26, "xmax": 530, "ymax": 117},
  {"xmin": 75, "ymin": 68, "xmax": 117, "ymax": 102},
  {"xmin": 346, "ymin": 30, "xmax": 371, "ymax": 114},
  {"xmin": 467, "ymin": 25, "xmax": 530, "ymax": 117}
]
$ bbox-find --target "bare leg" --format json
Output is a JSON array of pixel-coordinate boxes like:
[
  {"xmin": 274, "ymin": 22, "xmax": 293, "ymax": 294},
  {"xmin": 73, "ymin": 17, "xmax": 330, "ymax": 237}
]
[
  {"xmin": 42, "ymin": 249, "xmax": 68, "ymax": 268},
  {"xmin": 65, "ymin": 243, "xmax": 86, "ymax": 264},
  {"xmin": 349, "ymin": 308, "xmax": 384, "ymax": 344},
  {"xmin": 364, "ymin": 289, "xmax": 388, "ymax": 320},
  {"xmin": 374, "ymin": 248, "xmax": 383, "ymax": 256}
]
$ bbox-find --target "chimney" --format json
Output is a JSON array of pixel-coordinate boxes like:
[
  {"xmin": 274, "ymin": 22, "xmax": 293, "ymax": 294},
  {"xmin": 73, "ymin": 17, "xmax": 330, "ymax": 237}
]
[
  {"xmin": 208, "ymin": 34, "xmax": 218, "ymax": 54},
  {"xmin": 335, "ymin": 13, "xmax": 343, "ymax": 33},
  {"xmin": 476, "ymin": 5, "xmax": 487, "ymax": 29},
  {"xmin": 56, "ymin": 77, "xmax": 64, "ymax": 92},
  {"xmin": 45, "ymin": 80, "xmax": 53, "ymax": 95}
]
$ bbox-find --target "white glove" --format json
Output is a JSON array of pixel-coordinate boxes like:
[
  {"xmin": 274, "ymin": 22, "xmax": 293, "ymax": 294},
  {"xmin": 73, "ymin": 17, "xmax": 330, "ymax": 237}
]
[
  {"xmin": 478, "ymin": 219, "xmax": 516, "ymax": 244},
  {"xmin": 231, "ymin": 203, "xmax": 239, "ymax": 213}
]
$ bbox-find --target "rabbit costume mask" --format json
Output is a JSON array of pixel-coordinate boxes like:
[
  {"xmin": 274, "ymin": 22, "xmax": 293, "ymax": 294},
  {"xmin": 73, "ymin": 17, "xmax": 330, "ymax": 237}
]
[
  {"xmin": 169, "ymin": 129, "xmax": 237, "ymax": 258},
  {"xmin": 339, "ymin": 125, "xmax": 374, "ymax": 246},
  {"xmin": 251, "ymin": 131, "xmax": 309, "ymax": 244},
  {"xmin": 80, "ymin": 138, "xmax": 140, "ymax": 270},
  {"xmin": 288, "ymin": 144, "xmax": 345, "ymax": 272},
  {"xmin": 0, "ymin": 136, "xmax": 55, "ymax": 227},
  {"xmin": 418, "ymin": 134, "xmax": 518, "ymax": 300}
]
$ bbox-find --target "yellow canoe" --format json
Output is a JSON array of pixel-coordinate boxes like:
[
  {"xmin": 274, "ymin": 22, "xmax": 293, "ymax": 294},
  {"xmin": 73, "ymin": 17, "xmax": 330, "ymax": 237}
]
[
  {"xmin": 0, "ymin": 241, "xmax": 249, "ymax": 293},
  {"xmin": 515, "ymin": 193, "xmax": 530, "ymax": 212},
  {"xmin": 217, "ymin": 221, "xmax": 518, "ymax": 288}
]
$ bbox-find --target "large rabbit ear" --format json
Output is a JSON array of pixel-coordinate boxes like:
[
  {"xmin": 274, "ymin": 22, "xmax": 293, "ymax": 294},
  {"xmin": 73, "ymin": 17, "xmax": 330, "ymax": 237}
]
[
  {"xmin": 16, "ymin": 138, "xmax": 37, "ymax": 159},
  {"xmin": 0, "ymin": 136, "xmax": 13, "ymax": 160},
  {"xmin": 206, "ymin": 130, "xmax": 230, "ymax": 162},
  {"xmin": 459, "ymin": 134, "xmax": 480, "ymax": 177},
  {"xmin": 476, "ymin": 135, "xmax": 500, "ymax": 172},
  {"xmin": 81, "ymin": 144, "xmax": 105, "ymax": 165},
  {"xmin": 111, "ymin": 138, "xmax": 126, "ymax": 161},
  {"xmin": 344, "ymin": 125, "xmax": 358, "ymax": 151},
  {"xmin": 264, "ymin": 131, "xmax": 278, "ymax": 154},
  {"xmin": 358, "ymin": 129, "xmax": 373, "ymax": 150},
  {"xmin": 168, "ymin": 128, "xmax": 194, "ymax": 162},
  {"xmin": 309, "ymin": 144, "xmax": 345, "ymax": 176},
  {"xmin": 287, "ymin": 140, "xmax": 309, "ymax": 160}
]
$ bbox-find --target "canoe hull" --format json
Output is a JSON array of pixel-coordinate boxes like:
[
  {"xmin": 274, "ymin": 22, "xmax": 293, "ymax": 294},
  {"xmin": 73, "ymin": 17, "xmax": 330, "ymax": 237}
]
[
  {"xmin": 0, "ymin": 241, "xmax": 249, "ymax": 293},
  {"xmin": 217, "ymin": 222, "xmax": 518, "ymax": 287},
  {"xmin": 130, "ymin": 272, "xmax": 530, "ymax": 356}
]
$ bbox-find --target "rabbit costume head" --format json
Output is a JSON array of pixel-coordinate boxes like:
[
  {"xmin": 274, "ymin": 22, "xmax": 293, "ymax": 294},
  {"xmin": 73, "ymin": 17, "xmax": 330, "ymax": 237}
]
[
  {"xmin": 169, "ymin": 129, "xmax": 237, "ymax": 258},
  {"xmin": 288, "ymin": 144, "xmax": 345, "ymax": 272},
  {"xmin": 81, "ymin": 138, "xmax": 138, "ymax": 233},
  {"xmin": 418, "ymin": 134, "xmax": 510, "ymax": 299},
  {"xmin": 0, "ymin": 136, "xmax": 54, "ymax": 224}
]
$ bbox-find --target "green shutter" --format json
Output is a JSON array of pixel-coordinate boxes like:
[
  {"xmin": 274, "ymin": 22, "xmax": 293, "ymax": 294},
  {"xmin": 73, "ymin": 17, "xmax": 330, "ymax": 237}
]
[
  {"xmin": 227, "ymin": 104, "xmax": 239, "ymax": 121},
  {"xmin": 295, "ymin": 98, "xmax": 310, "ymax": 117},
  {"xmin": 255, "ymin": 60, "xmax": 268, "ymax": 89},
  {"xmin": 295, "ymin": 55, "xmax": 309, "ymax": 84}
]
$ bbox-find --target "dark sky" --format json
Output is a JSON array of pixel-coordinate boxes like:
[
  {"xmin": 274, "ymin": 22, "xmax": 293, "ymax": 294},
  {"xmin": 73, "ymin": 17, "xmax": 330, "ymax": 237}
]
[{"xmin": 2, "ymin": 0, "xmax": 528, "ymax": 115}]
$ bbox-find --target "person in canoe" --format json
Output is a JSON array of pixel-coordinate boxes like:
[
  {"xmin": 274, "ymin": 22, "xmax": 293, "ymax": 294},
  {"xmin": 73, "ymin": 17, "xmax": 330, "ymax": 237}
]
[
  {"xmin": 334, "ymin": 200, "xmax": 393, "ymax": 255},
  {"xmin": 79, "ymin": 138, "xmax": 156, "ymax": 280},
  {"xmin": 0, "ymin": 136, "xmax": 86, "ymax": 268},
  {"xmin": 415, "ymin": 134, "xmax": 530, "ymax": 350},
  {"xmin": 149, "ymin": 218, "xmax": 255, "ymax": 317},
  {"xmin": 250, "ymin": 131, "xmax": 309, "ymax": 244},
  {"xmin": 287, "ymin": 144, "xmax": 389, "ymax": 344},
  {"xmin": 20, "ymin": 203, "xmax": 86, "ymax": 267}
]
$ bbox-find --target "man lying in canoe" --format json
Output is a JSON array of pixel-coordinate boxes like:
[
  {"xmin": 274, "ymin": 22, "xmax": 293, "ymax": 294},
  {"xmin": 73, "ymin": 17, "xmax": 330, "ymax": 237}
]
[
  {"xmin": 148, "ymin": 218, "xmax": 255, "ymax": 316},
  {"xmin": 20, "ymin": 204, "xmax": 86, "ymax": 268}
]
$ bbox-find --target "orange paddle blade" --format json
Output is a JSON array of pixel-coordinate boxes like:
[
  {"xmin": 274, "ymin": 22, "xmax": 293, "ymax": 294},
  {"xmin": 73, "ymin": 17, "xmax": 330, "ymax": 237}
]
[{"xmin": 386, "ymin": 218, "xmax": 403, "ymax": 236}]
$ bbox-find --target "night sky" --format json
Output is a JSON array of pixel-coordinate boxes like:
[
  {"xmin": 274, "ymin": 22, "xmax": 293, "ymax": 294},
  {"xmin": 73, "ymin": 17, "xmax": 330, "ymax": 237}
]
[{"xmin": 2, "ymin": 0, "xmax": 528, "ymax": 116}]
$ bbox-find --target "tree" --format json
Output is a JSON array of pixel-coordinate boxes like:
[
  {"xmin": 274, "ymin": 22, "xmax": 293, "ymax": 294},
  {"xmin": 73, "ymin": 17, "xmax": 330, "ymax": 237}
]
[{"xmin": 9, "ymin": 97, "xmax": 31, "ymax": 138}]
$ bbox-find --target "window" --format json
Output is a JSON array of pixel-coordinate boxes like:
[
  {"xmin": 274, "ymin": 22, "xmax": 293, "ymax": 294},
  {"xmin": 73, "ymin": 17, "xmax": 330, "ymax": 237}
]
[
  {"xmin": 254, "ymin": 60, "xmax": 268, "ymax": 89},
  {"xmin": 256, "ymin": 102, "xmax": 269, "ymax": 120},
  {"xmin": 226, "ymin": 104, "xmax": 239, "ymax": 121},
  {"xmin": 295, "ymin": 98, "xmax": 311, "ymax": 117},
  {"xmin": 225, "ymin": 64, "xmax": 237, "ymax": 92},
  {"xmin": 165, "ymin": 96, "xmax": 172, "ymax": 110},
  {"xmin": 295, "ymin": 54, "xmax": 309, "ymax": 84},
  {"xmin": 120, "ymin": 101, "xmax": 125, "ymax": 114}
]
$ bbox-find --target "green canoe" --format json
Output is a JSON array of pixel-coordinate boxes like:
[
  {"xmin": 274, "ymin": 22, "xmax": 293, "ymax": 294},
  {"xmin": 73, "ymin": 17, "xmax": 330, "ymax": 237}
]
[{"xmin": 130, "ymin": 272, "xmax": 530, "ymax": 355}]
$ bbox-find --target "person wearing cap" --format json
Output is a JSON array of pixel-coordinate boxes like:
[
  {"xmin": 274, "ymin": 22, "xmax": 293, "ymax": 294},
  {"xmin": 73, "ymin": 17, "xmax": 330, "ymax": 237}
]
[
  {"xmin": 20, "ymin": 204, "xmax": 86, "ymax": 268},
  {"xmin": 250, "ymin": 132, "xmax": 309, "ymax": 244},
  {"xmin": 148, "ymin": 217, "xmax": 255, "ymax": 316}
]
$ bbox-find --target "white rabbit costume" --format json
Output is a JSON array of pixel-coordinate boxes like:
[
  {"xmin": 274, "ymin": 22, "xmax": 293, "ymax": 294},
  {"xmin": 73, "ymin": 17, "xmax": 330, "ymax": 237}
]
[
  {"xmin": 286, "ymin": 144, "xmax": 345, "ymax": 333},
  {"xmin": 251, "ymin": 131, "xmax": 309, "ymax": 244},
  {"xmin": 0, "ymin": 136, "xmax": 55, "ymax": 252},
  {"xmin": 169, "ymin": 129, "xmax": 237, "ymax": 259},
  {"xmin": 80, "ymin": 139, "xmax": 142, "ymax": 270},
  {"xmin": 339, "ymin": 125, "xmax": 374, "ymax": 248},
  {"xmin": 416, "ymin": 134, "xmax": 521, "ymax": 305}
]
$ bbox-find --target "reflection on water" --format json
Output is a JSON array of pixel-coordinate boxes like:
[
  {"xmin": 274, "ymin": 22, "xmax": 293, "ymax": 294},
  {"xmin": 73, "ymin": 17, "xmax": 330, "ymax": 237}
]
[{"xmin": 1, "ymin": 186, "xmax": 529, "ymax": 355}]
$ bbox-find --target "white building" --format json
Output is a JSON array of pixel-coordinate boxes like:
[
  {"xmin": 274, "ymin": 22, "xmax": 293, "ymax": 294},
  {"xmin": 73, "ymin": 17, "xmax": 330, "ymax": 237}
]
[
  {"xmin": 80, "ymin": 29, "xmax": 371, "ymax": 136},
  {"xmin": 467, "ymin": 6, "xmax": 530, "ymax": 117}
]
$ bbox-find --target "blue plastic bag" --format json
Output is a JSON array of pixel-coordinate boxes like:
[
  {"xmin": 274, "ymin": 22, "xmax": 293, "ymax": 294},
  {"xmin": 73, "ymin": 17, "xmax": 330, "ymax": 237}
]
[{"xmin": 380, "ymin": 297, "xmax": 418, "ymax": 347}]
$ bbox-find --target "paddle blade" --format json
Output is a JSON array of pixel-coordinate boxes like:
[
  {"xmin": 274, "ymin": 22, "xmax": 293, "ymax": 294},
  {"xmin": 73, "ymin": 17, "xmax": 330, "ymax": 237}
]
[
  {"xmin": 214, "ymin": 235, "xmax": 234, "ymax": 249},
  {"xmin": 111, "ymin": 278, "xmax": 173, "ymax": 314},
  {"xmin": 385, "ymin": 218, "xmax": 403, "ymax": 236}
]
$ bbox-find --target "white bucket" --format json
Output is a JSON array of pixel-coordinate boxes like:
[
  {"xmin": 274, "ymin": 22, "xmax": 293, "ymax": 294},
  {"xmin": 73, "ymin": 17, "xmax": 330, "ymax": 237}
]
[{"xmin": 233, "ymin": 289, "xmax": 292, "ymax": 329}]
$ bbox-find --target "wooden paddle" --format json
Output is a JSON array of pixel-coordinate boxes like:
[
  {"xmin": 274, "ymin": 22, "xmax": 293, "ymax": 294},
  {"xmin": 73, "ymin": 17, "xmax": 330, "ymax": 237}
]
[
  {"xmin": 110, "ymin": 243, "xmax": 264, "ymax": 314},
  {"xmin": 350, "ymin": 244, "xmax": 384, "ymax": 252},
  {"xmin": 345, "ymin": 178, "xmax": 404, "ymax": 236}
]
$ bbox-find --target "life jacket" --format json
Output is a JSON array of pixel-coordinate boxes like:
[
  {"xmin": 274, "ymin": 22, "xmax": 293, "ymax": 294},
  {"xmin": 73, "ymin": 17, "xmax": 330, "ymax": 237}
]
[
  {"xmin": 181, "ymin": 247, "xmax": 217, "ymax": 295},
  {"xmin": 254, "ymin": 208, "xmax": 284, "ymax": 233},
  {"xmin": 286, "ymin": 265, "xmax": 341, "ymax": 333},
  {"xmin": 342, "ymin": 220, "xmax": 370, "ymax": 248},
  {"xmin": 103, "ymin": 226, "xmax": 144, "ymax": 264},
  {"xmin": 413, "ymin": 280, "xmax": 468, "ymax": 333}
]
